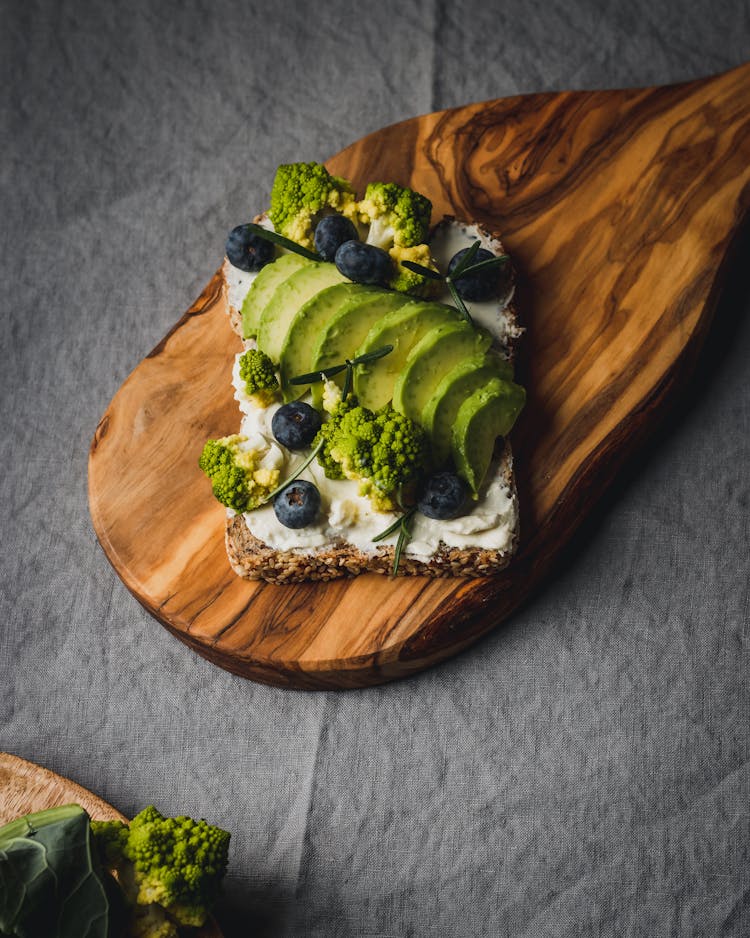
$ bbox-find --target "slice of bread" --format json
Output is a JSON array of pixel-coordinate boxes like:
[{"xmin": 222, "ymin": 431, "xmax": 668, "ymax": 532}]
[{"xmin": 219, "ymin": 217, "xmax": 522, "ymax": 581}]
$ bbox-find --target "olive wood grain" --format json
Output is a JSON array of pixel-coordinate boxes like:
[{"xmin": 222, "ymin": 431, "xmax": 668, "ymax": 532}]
[
  {"xmin": 0, "ymin": 752, "xmax": 223, "ymax": 937},
  {"xmin": 89, "ymin": 63, "xmax": 750, "ymax": 689}
]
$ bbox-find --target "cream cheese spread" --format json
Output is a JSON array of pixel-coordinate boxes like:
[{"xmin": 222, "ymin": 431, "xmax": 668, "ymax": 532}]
[
  {"xmin": 222, "ymin": 220, "xmax": 519, "ymax": 560},
  {"xmin": 230, "ymin": 364, "xmax": 516, "ymax": 560},
  {"xmin": 225, "ymin": 266, "xmax": 257, "ymax": 314}
]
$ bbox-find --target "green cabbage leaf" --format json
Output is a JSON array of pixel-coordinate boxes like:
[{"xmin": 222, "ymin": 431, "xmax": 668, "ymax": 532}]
[{"xmin": 0, "ymin": 804, "xmax": 111, "ymax": 937}]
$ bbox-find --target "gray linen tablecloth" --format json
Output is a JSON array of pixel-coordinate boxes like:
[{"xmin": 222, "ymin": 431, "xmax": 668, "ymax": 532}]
[{"xmin": 2, "ymin": 1, "xmax": 748, "ymax": 935}]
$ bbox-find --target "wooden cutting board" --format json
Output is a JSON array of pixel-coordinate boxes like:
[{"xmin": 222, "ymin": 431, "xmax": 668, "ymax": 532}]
[
  {"xmin": 0, "ymin": 752, "xmax": 223, "ymax": 936},
  {"xmin": 89, "ymin": 63, "xmax": 750, "ymax": 689}
]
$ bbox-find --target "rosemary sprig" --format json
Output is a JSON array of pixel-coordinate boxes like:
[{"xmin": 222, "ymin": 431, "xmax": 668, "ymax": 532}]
[
  {"xmin": 245, "ymin": 222, "xmax": 320, "ymax": 262},
  {"xmin": 402, "ymin": 250, "xmax": 508, "ymax": 284},
  {"xmin": 372, "ymin": 505, "xmax": 417, "ymax": 576},
  {"xmin": 448, "ymin": 239, "xmax": 481, "ymax": 279},
  {"xmin": 446, "ymin": 280, "xmax": 473, "ymax": 325},
  {"xmin": 371, "ymin": 506, "xmax": 416, "ymax": 542},
  {"xmin": 401, "ymin": 260, "xmax": 443, "ymax": 281},
  {"xmin": 261, "ymin": 438, "xmax": 324, "ymax": 504},
  {"xmin": 291, "ymin": 362, "xmax": 348, "ymax": 384},
  {"xmin": 401, "ymin": 259, "xmax": 473, "ymax": 324},
  {"xmin": 459, "ymin": 254, "xmax": 509, "ymax": 277},
  {"xmin": 392, "ymin": 517, "xmax": 412, "ymax": 575},
  {"xmin": 401, "ymin": 241, "xmax": 509, "ymax": 327},
  {"xmin": 290, "ymin": 344, "xmax": 394, "ymax": 400}
]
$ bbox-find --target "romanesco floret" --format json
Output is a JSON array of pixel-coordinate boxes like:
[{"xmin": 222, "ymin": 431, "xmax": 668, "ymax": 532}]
[
  {"xmin": 269, "ymin": 161, "xmax": 358, "ymax": 250},
  {"xmin": 199, "ymin": 434, "xmax": 280, "ymax": 511},
  {"xmin": 328, "ymin": 406, "xmax": 380, "ymax": 481},
  {"xmin": 358, "ymin": 181, "xmax": 432, "ymax": 250},
  {"xmin": 388, "ymin": 244, "xmax": 441, "ymax": 296},
  {"xmin": 314, "ymin": 402, "xmax": 428, "ymax": 508},
  {"xmin": 313, "ymin": 398, "xmax": 357, "ymax": 481},
  {"xmin": 92, "ymin": 806, "xmax": 230, "ymax": 930},
  {"xmin": 368, "ymin": 405, "xmax": 429, "ymax": 498},
  {"xmin": 238, "ymin": 348, "xmax": 279, "ymax": 406}
]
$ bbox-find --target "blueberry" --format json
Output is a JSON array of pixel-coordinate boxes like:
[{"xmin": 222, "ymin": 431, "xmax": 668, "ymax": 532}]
[
  {"xmin": 226, "ymin": 224, "xmax": 275, "ymax": 272},
  {"xmin": 447, "ymin": 247, "xmax": 502, "ymax": 301},
  {"xmin": 314, "ymin": 215, "xmax": 359, "ymax": 261},
  {"xmin": 335, "ymin": 241, "xmax": 392, "ymax": 285},
  {"xmin": 273, "ymin": 480, "xmax": 321, "ymax": 529},
  {"xmin": 417, "ymin": 472, "xmax": 469, "ymax": 520},
  {"xmin": 271, "ymin": 402, "xmax": 322, "ymax": 450}
]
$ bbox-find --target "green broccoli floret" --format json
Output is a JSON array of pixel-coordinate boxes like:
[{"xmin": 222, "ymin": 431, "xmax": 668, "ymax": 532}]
[
  {"xmin": 238, "ymin": 348, "xmax": 279, "ymax": 406},
  {"xmin": 315, "ymin": 402, "xmax": 428, "ymax": 509},
  {"xmin": 269, "ymin": 161, "xmax": 358, "ymax": 250},
  {"xmin": 92, "ymin": 806, "xmax": 230, "ymax": 930},
  {"xmin": 388, "ymin": 243, "xmax": 441, "ymax": 296},
  {"xmin": 199, "ymin": 434, "xmax": 280, "ymax": 511},
  {"xmin": 358, "ymin": 181, "xmax": 432, "ymax": 250}
]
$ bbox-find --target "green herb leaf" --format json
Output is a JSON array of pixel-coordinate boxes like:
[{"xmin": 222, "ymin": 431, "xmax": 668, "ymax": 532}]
[
  {"xmin": 261, "ymin": 439, "xmax": 325, "ymax": 504},
  {"xmin": 0, "ymin": 805, "xmax": 111, "ymax": 938},
  {"xmin": 353, "ymin": 344, "xmax": 394, "ymax": 365},
  {"xmin": 400, "ymin": 260, "xmax": 443, "ymax": 281},
  {"xmin": 392, "ymin": 512, "xmax": 416, "ymax": 575},
  {"xmin": 372, "ymin": 499, "xmax": 419, "ymax": 576},
  {"xmin": 372, "ymin": 505, "xmax": 417, "ymax": 544},
  {"xmin": 290, "ymin": 363, "xmax": 347, "ymax": 385},
  {"xmin": 372, "ymin": 515, "xmax": 405, "ymax": 543},
  {"xmin": 447, "ymin": 280, "xmax": 474, "ymax": 326},
  {"xmin": 289, "ymin": 345, "xmax": 393, "ymax": 386},
  {"xmin": 447, "ymin": 239, "xmax": 481, "ymax": 280},
  {"xmin": 457, "ymin": 254, "xmax": 509, "ymax": 277},
  {"xmin": 245, "ymin": 222, "xmax": 320, "ymax": 261}
]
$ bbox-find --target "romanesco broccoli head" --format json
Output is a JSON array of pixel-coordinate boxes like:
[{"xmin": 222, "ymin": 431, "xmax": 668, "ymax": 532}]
[
  {"xmin": 91, "ymin": 818, "xmax": 129, "ymax": 859},
  {"xmin": 238, "ymin": 348, "xmax": 279, "ymax": 406},
  {"xmin": 314, "ymin": 402, "xmax": 428, "ymax": 506},
  {"xmin": 199, "ymin": 434, "xmax": 281, "ymax": 511},
  {"xmin": 269, "ymin": 161, "xmax": 358, "ymax": 250},
  {"xmin": 358, "ymin": 181, "xmax": 432, "ymax": 250},
  {"xmin": 368, "ymin": 405, "xmax": 429, "ymax": 497},
  {"xmin": 388, "ymin": 243, "xmax": 441, "ymax": 296},
  {"xmin": 328, "ymin": 406, "xmax": 380, "ymax": 481},
  {"xmin": 93, "ymin": 806, "xmax": 230, "ymax": 930},
  {"xmin": 313, "ymin": 398, "xmax": 357, "ymax": 480}
]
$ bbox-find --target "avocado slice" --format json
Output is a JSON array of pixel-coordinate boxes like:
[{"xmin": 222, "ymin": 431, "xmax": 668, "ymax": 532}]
[
  {"xmin": 309, "ymin": 290, "xmax": 413, "ymax": 408},
  {"xmin": 257, "ymin": 263, "xmax": 348, "ymax": 363},
  {"xmin": 422, "ymin": 354, "xmax": 515, "ymax": 467},
  {"xmin": 452, "ymin": 380, "xmax": 526, "ymax": 493},
  {"xmin": 353, "ymin": 301, "xmax": 462, "ymax": 411},
  {"xmin": 241, "ymin": 253, "xmax": 313, "ymax": 340},
  {"xmin": 279, "ymin": 282, "xmax": 377, "ymax": 401},
  {"xmin": 392, "ymin": 321, "xmax": 493, "ymax": 426}
]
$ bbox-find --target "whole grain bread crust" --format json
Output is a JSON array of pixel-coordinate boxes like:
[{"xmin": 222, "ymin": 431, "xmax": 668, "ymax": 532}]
[{"xmin": 221, "ymin": 215, "xmax": 521, "ymax": 581}]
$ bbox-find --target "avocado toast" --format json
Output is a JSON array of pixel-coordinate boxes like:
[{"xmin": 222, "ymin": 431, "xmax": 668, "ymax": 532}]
[{"xmin": 205, "ymin": 164, "xmax": 525, "ymax": 581}]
